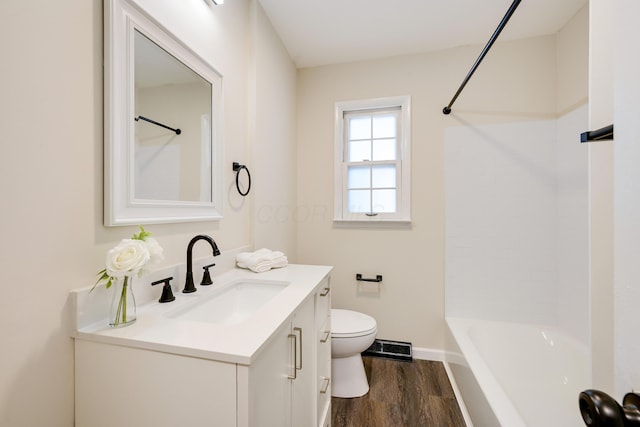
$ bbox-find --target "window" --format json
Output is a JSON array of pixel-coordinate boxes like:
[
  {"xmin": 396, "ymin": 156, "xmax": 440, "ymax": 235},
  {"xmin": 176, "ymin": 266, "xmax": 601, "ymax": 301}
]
[{"xmin": 334, "ymin": 96, "xmax": 411, "ymax": 223}]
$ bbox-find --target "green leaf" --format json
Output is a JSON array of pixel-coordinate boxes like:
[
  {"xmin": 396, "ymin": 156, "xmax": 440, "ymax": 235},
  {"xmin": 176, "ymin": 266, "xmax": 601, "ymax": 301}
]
[
  {"xmin": 132, "ymin": 225, "xmax": 152, "ymax": 241},
  {"xmin": 90, "ymin": 269, "xmax": 111, "ymax": 293}
]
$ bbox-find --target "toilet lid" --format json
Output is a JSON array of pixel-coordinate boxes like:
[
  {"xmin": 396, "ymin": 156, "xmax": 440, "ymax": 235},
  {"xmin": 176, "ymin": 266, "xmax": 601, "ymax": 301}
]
[{"xmin": 331, "ymin": 309, "xmax": 377, "ymax": 338}]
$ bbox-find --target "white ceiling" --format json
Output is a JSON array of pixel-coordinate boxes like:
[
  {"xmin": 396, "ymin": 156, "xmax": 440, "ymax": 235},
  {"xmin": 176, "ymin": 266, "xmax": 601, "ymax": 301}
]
[{"xmin": 258, "ymin": 0, "xmax": 588, "ymax": 68}]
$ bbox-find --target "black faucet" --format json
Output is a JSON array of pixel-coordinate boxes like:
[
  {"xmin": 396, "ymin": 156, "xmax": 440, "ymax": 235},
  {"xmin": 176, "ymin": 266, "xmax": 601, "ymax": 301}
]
[
  {"xmin": 183, "ymin": 235, "xmax": 221, "ymax": 293},
  {"xmin": 579, "ymin": 389, "xmax": 640, "ymax": 426}
]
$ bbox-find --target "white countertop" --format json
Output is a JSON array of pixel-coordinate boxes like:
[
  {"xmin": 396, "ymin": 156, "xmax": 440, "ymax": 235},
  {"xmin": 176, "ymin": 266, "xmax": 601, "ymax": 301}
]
[{"xmin": 73, "ymin": 264, "xmax": 332, "ymax": 365}]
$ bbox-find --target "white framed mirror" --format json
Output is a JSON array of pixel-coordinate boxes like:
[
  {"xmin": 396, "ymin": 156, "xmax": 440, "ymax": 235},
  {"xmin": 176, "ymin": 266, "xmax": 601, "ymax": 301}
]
[{"xmin": 104, "ymin": 0, "xmax": 223, "ymax": 226}]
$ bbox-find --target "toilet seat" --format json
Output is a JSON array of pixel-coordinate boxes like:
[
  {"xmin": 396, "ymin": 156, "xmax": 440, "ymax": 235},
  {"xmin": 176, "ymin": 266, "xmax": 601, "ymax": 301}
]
[{"xmin": 331, "ymin": 309, "xmax": 377, "ymax": 338}]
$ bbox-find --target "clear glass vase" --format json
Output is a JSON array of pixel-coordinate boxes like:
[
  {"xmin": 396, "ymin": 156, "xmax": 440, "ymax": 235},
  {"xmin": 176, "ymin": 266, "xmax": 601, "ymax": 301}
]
[{"xmin": 109, "ymin": 276, "xmax": 137, "ymax": 327}]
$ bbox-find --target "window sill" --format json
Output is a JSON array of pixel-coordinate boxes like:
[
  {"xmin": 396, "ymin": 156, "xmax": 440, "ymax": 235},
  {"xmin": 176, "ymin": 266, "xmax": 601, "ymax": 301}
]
[{"xmin": 332, "ymin": 219, "xmax": 412, "ymax": 229}]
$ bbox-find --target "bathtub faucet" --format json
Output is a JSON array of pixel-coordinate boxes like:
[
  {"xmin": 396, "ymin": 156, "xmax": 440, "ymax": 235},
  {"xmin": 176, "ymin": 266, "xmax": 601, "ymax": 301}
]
[
  {"xmin": 579, "ymin": 389, "xmax": 640, "ymax": 426},
  {"xmin": 183, "ymin": 235, "xmax": 221, "ymax": 293}
]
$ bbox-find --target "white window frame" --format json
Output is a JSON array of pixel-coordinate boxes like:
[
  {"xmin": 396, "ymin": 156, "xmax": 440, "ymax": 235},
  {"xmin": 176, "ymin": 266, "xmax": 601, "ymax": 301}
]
[{"xmin": 334, "ymin": 96, "xmax": 411, "ymax": 225}]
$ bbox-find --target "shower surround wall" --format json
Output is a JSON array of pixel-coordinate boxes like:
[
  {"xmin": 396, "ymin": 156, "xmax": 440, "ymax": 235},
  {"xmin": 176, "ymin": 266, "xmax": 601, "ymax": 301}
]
[{"xmin": 445, "ymin": 105, "xmax": 589, "ymax": 343}]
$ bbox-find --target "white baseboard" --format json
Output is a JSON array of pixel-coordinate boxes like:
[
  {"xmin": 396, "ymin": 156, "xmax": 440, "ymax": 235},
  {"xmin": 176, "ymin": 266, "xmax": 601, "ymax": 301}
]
[{"xmin": 411, "ymin": 346, "xmax": 446, "ymax": 362}]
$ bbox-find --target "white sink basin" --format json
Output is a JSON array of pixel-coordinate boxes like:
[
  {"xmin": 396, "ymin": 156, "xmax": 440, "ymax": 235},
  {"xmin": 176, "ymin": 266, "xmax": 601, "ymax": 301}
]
[{"xmin": 168, "ymin": 280, "xmax": 290, "ymax": 325}]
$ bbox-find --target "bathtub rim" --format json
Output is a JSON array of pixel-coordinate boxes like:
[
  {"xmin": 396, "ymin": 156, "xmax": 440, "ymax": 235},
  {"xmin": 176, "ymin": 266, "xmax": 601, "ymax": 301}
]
[{"xmin": 446, "ymin": 316, "xmax": 528, "ymax": 427}]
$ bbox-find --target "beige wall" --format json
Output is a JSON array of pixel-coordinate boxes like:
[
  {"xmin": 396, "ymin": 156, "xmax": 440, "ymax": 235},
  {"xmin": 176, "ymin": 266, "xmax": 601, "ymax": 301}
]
[
  {"xmin": 0, "ymin": 2, "xmax": 104, "ymax": 424},
  {"xmin": 251, "ymin": 3, "xmax": 298, "ymax": 256},
  {"xmin": 0, "ymin": 0, "xmax": 297, "ymax": 425},
  {"xmin": 296, "ymin": 35, "xmax": 562, "ymax": 349}
]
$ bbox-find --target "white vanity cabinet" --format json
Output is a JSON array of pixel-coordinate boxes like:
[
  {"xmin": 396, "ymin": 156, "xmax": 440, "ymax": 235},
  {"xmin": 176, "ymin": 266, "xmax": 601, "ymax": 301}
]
[
  {"xmin": 75, "ymin": 340, "xmax": 238, "ymax": 427},
  {"xmin": 241, "ymin": 276, "xmax": 331, "ymax": 427},
  {"xmin": 73, "ymin": 265, "xmax": 332, "ymax": 427},
  {"xmin": 242, "ymin": 294, "xmax": 315, "ymax": 426}
]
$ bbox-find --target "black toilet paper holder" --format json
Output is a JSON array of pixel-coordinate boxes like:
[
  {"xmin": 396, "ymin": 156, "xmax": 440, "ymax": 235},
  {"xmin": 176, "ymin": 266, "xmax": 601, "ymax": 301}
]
[{"xmin": 356, "ymin": 274, "xmax": 382, "ymax": 283}]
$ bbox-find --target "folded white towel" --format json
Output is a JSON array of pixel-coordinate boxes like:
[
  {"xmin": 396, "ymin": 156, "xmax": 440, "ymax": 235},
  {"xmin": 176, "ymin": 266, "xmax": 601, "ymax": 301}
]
[
  {"xmin": 237, "ymin": 256, "xmax": 288, "ymax": 273},
  {"xmin": 237, "ymin": 248, "xmax": 284, "ymax": 264},
  {"xmin": 236, "ymin": 248, "xmax": 288, "ymax": 273}
]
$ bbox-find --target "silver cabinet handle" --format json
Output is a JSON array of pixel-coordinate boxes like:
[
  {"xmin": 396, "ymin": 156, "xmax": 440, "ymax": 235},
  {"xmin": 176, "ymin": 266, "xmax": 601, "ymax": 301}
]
[
  {"xmin": 320, "ymin": 330, "xmax": 330, "ymax": 343},
  {"xmin": 293, "ymin": 327, "xmax": 303, "ymax": 371},
  {"xmin": 320, "ymin": 287, "xmax": 330, "ymax": 297},
  {"xmin": 320, "ymin": 376, "xmax": 331, "ymax": 394},
  {"xmin": 288, "ymin": 333, "xmax": 297, "ymax": 379}
]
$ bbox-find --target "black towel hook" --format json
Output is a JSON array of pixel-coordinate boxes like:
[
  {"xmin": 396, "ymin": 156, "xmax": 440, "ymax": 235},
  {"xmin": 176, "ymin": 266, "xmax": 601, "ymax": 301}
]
[{"xmin": 233, "ymin": 162, "xmax": 251, "ymax": 196}]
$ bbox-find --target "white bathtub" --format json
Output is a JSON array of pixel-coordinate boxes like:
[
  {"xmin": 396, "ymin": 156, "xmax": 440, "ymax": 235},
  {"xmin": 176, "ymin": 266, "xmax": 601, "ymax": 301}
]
[{"xmin": 446, "ymin": 317, "xmax": 590, "ymax": 427}]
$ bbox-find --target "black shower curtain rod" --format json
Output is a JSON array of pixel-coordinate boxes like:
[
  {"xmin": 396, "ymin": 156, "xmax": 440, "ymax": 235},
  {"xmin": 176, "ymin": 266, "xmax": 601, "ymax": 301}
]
[
  {"xmin": 134, "ymin": 115, "xmax": 182, "ymax": 135},
  {"xmin": 443, "ymin": 0, "xmax": 522, "ymax": 115}
]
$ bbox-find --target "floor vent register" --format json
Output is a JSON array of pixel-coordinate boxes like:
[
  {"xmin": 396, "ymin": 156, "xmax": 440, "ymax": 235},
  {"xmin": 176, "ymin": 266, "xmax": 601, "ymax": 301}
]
[{"xmin": 363, "ymin": 339, "xmax": 413, "ymax": 362}]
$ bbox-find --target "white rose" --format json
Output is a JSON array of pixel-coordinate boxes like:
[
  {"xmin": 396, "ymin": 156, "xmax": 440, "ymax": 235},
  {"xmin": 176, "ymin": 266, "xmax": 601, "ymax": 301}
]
[
  {"xmin": 105, "ymin": 239, "xmax": 150, "ymax": 278},
  {"xmin": 139, "ymin": 237, "xmax": 164, "ymax": 276}
]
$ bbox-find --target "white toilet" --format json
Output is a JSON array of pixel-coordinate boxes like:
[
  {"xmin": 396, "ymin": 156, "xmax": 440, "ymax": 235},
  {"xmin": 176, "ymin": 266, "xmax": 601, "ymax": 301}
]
[{"xmin": 331, "ymin": 309, "xmax": 377, "ymax": 398}]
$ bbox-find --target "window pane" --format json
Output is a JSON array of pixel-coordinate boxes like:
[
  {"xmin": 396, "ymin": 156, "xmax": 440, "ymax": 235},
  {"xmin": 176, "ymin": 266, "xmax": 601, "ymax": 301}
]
[
  {"xmin": 372, "ymin": 165, "xmax": 396, "ymax": 188},
  {"xmin": 348, "ymin": 190, "xmax": 370, "ymax": 213},
  {"xmin": 337, "ymin": 97, "xmax": 409, "ymax": 221},
  {"xmin": 347, "ymin": 166, "xmax": 370, "ymax": 188},
  {"xmin": 372, "ymin": 138, "xmax": 396, "ymax": 161},
  {"xmin": 372, "ymin": 115, "xmax": 396, "ymax": 138},
  {"xmin": 349, "ymin": 140, "xmax": 371, "ymax": 162},
  {"xmin": 372, "ymin": 189, "xmax": 396, "ymax": 213},
  {"xmin": 349, "ymin": 117, "xmax": 371, "ymax": 140}
]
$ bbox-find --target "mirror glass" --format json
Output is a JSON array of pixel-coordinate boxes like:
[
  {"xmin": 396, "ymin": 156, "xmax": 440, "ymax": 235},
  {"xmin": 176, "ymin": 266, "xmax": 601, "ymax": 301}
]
[
  {"xmin": 104, "ymin": 0, "xmax": 223, "ymax": 226},
  {"xmin": 134, "ymin": 30, "xmax": 212, "ymax": 203}
]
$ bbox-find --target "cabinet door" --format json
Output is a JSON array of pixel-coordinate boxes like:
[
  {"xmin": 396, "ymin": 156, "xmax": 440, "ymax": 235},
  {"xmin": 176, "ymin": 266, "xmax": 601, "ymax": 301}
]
[
  {"xmin": 75, "ymin": 340, "xmax": 236, "ymax": 427},
  {"xmin": 248, "ymin": 320, "xmax": 293, "ymax": 427},
  {"xmin": 291, "ymin": 295, "xmax": 317, "ymax": 427}
]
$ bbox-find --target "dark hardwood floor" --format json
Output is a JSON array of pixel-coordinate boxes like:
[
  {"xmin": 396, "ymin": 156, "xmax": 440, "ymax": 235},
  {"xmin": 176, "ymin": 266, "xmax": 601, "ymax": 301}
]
[{"xmin": 332, "ymin": 356, "xmax": 467, "ymax": 427}]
